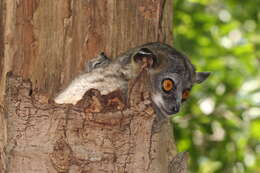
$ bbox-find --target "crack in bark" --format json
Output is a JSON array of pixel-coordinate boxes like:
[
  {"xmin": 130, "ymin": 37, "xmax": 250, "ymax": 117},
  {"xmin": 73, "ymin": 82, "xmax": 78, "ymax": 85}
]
[
  {"xmin": 147, "ymin": 129, "xmax": 154, "ymax": 170},
  {"xmin": 157, "ymin": 0, "xmax": 166, "ymax": 42},
  {"xmin": 123, "ymin": 108, "xmax": 134, "ymax": 172}
]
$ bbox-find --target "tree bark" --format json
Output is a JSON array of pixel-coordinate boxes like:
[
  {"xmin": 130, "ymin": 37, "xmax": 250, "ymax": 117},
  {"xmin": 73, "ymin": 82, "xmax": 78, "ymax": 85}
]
[{"xmin": 0, "ymin": 0, "xmax": 188, "ymax": 172}]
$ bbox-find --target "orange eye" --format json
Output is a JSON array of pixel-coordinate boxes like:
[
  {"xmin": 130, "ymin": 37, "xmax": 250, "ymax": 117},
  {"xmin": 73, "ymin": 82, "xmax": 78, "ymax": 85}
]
[
  {"xmin": 162, "ymin": 79, "xmax": 174, "ymax": 92},
  {"xmin": 182, "ymin": 90, "xmax": 190, "ymax": 100}
]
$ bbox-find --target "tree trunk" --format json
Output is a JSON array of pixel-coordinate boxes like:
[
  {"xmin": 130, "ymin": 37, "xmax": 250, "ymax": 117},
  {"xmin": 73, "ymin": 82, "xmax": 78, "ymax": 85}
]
[{"xmin": 0, "ymin": 0, "xmax": 187, "ymax": 172}]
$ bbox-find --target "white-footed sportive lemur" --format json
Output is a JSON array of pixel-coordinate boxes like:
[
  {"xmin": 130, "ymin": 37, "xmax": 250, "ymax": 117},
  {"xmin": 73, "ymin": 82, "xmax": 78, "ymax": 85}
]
[{"xmin": 54, "ymin": 42, "xmax": 210, "ymax": 118}]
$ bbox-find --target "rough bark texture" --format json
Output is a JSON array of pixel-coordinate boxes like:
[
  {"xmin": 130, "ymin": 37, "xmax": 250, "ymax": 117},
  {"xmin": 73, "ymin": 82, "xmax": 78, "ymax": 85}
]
[
  {"xmin": 0, "ymin": 0, "xmax": 188, "ymax": 172},
  {"xmin": 1, "ymin": 71, "xmax": 187, "ymax": 173}
]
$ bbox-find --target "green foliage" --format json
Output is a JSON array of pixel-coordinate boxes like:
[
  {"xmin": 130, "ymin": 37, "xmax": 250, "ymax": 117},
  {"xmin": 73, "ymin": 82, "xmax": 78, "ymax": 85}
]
[{"xmin": 172, "ymin": 0, "xmax": 260, "ymax": 172}]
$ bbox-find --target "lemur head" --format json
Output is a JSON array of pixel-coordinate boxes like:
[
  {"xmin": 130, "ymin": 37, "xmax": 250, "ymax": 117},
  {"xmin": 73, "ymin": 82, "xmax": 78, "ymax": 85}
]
[{"xmin": 132, "ymin": 42, "xmax": 210, "ymax": 117}]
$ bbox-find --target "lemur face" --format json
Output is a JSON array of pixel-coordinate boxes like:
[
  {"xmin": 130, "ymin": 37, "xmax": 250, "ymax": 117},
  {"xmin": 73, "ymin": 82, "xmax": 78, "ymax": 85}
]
[
  {"xmin": 133, "ymin": 43, "xmax": 210, "ymax": 117},
  {"xmin": 151, "ymin": 71, "xmax": 187, "ymax": 115}
]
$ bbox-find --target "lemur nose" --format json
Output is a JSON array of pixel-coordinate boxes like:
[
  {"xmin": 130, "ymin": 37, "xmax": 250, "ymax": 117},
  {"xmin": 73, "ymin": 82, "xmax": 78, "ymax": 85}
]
[{"xmin": 172, "ymin": 104, "xmax": 180, "ymax": 113}]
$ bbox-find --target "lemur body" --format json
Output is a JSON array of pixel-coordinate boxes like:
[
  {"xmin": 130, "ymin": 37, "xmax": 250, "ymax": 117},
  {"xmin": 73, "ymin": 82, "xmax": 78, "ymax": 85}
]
[{"xmin": 54, "ymin": 42, "xmax": 210, "ymax": 117}]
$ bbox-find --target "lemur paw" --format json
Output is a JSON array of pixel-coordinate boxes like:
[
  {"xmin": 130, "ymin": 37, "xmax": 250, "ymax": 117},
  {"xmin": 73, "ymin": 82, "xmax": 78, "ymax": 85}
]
[{"xmin": 85, "ymin": 52, "xmax": 111, "ymax": 72}]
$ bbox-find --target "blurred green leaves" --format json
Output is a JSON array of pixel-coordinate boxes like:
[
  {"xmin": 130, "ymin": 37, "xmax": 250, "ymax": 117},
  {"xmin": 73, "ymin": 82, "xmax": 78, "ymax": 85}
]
[{"xmin": 172, "ymin": 0, "xmax": 260, "ymax": 172}]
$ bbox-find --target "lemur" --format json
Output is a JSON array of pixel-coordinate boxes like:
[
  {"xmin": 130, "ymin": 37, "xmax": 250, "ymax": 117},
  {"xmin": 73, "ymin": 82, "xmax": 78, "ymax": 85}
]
[{"xmin": 54, "ymin": 42, "xmax": 210, "ymax": 118}]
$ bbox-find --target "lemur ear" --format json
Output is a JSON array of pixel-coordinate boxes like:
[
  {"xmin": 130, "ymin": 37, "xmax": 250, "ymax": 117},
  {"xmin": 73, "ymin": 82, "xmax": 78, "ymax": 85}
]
[
  {"xmin": 195, "ymin": 72, "xmax": 211, "ymax": 83},
  {"xmin": 133, "ymin": 48, "xmax": 157, "ymax": 68}
]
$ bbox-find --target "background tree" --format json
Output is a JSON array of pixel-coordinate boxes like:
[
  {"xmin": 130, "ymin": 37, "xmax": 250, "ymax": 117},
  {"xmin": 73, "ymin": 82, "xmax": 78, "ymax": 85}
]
[{"xmin": 173, "ymin": 0, "xmax": 260, "ymax": 172}]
